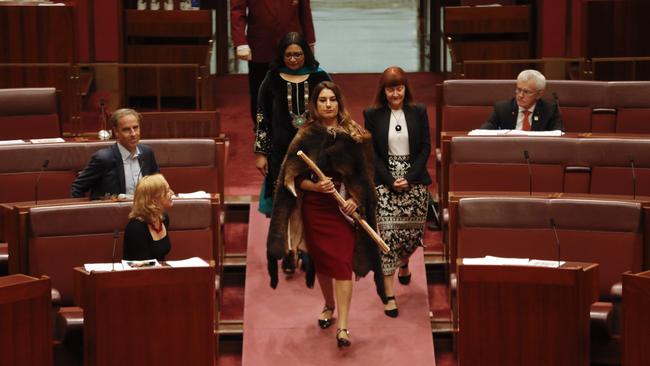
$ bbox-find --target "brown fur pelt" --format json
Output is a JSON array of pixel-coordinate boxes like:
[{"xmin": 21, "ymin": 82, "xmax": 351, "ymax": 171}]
[{"xmin": 267, "ymin": 122, "xmax": 381, "ymax": 284}]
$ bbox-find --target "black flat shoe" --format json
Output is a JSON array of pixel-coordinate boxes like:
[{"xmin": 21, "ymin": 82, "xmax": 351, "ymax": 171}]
[
  {"xmin": 384, "ymin": 296, "xmax": 399, "ymax": 318},
  {"xmin": 318, "ymin": 305, "xmax": 334, "ymax": 329},
  {"xmin": 398, "ymin": 263, "xmax": 411, "ymax": 285},
  {"xmin": 336, "ymin": 329, "xmax": 351, "ymax": 348}
]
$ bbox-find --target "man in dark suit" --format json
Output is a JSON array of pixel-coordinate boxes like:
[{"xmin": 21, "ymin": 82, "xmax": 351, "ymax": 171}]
[
  {"xmin": 71, "ymin": 109, "xmax": 159, "ymax": 199},
  {"xmin": 230, "ymin": 0, "xmax": 315, "ymax": 130},
  {"xmin": 481, "ymin": 69, "xmax": 563, "ymax": 131}
]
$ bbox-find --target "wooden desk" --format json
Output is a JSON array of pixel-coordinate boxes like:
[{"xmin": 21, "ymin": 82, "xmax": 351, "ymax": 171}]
[
  {"xmin": 457, "ymin": 261, "xmax": 598, "ymax": 366},
  {"xmin": 622, "ymin": 270, "xmax": 650, "ymax": 366},
  {"xmin": 0, "ymin": 274, "xmax": 52, "ymax": 366},
  {"xmin": 75, "ymin": 265, "xmax": 216, "ymax": 366}
]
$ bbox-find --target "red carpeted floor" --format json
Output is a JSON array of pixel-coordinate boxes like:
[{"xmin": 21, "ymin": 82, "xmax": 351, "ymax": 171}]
[{"xmin": 242, "ymin": 203, "xmax": 436, "ymax": 366}]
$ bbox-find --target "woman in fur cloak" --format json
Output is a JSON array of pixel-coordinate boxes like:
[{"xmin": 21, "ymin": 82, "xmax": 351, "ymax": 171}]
[{"xmin": 267, "ymin": 81, "xmax": 384, "ymax": 348}]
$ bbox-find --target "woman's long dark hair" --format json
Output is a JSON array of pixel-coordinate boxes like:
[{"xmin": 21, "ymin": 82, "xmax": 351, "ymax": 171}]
[
  {"xmin": 269, "ymin": 32, "xmax": 319, "ymax": 71},
  {"xmin": 372, "ymin": 66, "xmax": 415, "ymax": 108}
]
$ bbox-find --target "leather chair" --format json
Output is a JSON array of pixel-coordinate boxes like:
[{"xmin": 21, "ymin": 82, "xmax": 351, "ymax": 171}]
[
  {"xmin": 0, "ymin": 87, "xmax": 60, "ymax": 139},
  {"xmin": 139, "ymin": 110, "xmax": 221, "ymax": 138},
  {"xmin": 609, "ymin": 82, "xmax": 650, "ymax": 134},
  {"xmin": 450, "ymin": 196, "xmax": 643, "ymax": 362},
  {"xmin": 22, "ymin": 198, "xmax": 221, "ymax": 357}
]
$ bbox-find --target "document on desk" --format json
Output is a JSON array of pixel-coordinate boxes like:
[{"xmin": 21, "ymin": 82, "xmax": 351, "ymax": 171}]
[
  {"xmin": 166, "ymin": 257, "xmax": 209, "ymax": 268},
  {"xmin": 30, "ymin": 137, "xmax": 66, "ymax": 144},
  {"xmin": 176, "ymin": 191, "xmax": 211, "ymax": 198},
  {"xmin": 84, "ymin": 262, "xmax": 124, "ymax": 272},
  {"xmin": 463, "ymin": 256, "xmax": 565, "ymax": 267},
  {"xmin": 0, "ymin": 139, "xmax": 26, "ymax": 145},
  {"xmin": 463, "ymin": 256, "xmax": 530, "ymax": 265},
  {"xmin": 468, "ymin": 129, "xmax": 564, "ymax": 136}
]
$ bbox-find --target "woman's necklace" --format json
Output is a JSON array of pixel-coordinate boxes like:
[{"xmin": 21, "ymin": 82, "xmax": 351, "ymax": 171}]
[
  {"xmin": 287, "ymin": 80, "xmax": 309, "ymax": 128},
  {"xmin": 149, "ymin": 220, "xmax": 164, "ymax": 234},
  {"xmin": 391, "ymin": 109, "xmax": 404, "ymax": 132}
]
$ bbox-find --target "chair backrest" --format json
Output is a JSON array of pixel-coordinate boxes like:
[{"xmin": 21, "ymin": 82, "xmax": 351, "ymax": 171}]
[
  {"xmin": 454, "ymin": 197, "xmax": 644, "ymax": 299},
  {"xmin": 443, "ymin": 136, "xmax": 650, "ymax": 208},
  {"xmin": 609, "ymin": 82, "xmax": 650, "ymax": 134},
  {"xmin": 0, "ymin": 87, "xmax": 60, "ymax": 139},
  {"xmin": 580, "ymin": 138, "xmax": 650, "ymax": 197},
  {"xmin": 26, "ymin": 198, "xmax": 219, "ymax": 305},
  {"xmin": 139, "ymin": 110, "xmax": 221, "ymax": 138},
  {"xmin": 439, "ymin": 80, "xmax": 650, "ymax": 137},
  {"xmin": 449, "ymin": 136, "xmax": 576, "ymax": 193},
  {"xmin": 0, "ymin": 138, "xmax": 227, "ymax": 203}
]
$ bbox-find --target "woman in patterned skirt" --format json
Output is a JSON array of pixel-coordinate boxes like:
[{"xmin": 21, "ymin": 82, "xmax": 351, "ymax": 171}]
[{"xmin": 363, "ymin": 66, "xmax": 432, "ymax": 317}]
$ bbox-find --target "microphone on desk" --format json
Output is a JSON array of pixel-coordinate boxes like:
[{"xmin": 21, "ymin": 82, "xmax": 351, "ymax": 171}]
[
  {"xmin": 549, "ymin": 218, "xmax": 561, "ymax": 267},
  {"xmin": 34, "ymin": 159, "xmax": 50, "ymax": 205},
  {"xmin": 111, "ymin": 229, "xmax": 119, "ymax": 272},
  {"xmin": 523, "ymin": 150, "xmax": 532, "ymax": 196},
  {"xmin": 630, "ymin": 157, "xmax": 637, "ymax": 200}
]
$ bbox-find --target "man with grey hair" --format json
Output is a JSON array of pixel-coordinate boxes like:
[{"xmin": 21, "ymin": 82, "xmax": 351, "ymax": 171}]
[
  {"xmin": 481, "ymin": 69, "xmax": 563, "ymax": 131},
  {"xmin": 71, "ymin": 108, "xmax": 159, "ymax": 199}
]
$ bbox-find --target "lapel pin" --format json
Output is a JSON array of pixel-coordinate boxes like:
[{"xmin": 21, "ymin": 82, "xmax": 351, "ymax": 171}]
[{"xmin": 534, "ymin": 116, "xmax": 539, "ymax": 121}]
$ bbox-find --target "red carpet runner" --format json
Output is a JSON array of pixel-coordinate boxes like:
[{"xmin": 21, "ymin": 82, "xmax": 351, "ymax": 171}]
[{"xmin": 242, "ymin": 203, "xmax": 436, "ymax": 365}]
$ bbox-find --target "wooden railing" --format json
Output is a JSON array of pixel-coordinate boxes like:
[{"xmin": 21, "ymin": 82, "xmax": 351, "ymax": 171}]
[
  {"xmin": 589, "ymin": 56, "xmax": 650, "ymax": 81},
  {"xmin": 451, "ymin": 56, "xmax": 650, "ymax": 81},
  {"xmin": 0, "ymin": 62, "xmax": 209, "ymax": 136}
]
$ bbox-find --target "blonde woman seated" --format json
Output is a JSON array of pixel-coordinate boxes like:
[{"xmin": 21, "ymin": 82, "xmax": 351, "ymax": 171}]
[{"xmin": 123, "ymin": 174, "xmax": 175, "ymax": 261}]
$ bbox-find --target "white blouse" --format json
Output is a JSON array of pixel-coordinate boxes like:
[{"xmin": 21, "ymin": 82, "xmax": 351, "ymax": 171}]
[{"xmin": 388, "ymin": 109, "xmax": 410, "ymax": 156}]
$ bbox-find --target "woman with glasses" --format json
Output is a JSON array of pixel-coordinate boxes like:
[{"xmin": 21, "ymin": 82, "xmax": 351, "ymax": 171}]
[
  {"xmin": 481, "ymin": 69, "xmax": 563, "ymax": 131},
  {"xmin": 363, "ymin": 66, "xmax": 432, "ymax": 318},
  {"xmin": 255, "ymin": 32, "xmax": 331, "ymax": 273},
  {"xmin": 123, "ymin": 174, "xmax": 175, "ymax": 261}
]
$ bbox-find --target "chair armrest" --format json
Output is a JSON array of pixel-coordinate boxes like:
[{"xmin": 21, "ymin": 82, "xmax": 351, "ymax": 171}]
[
  {"xmin": 590, "ymin": 301, "xmax": 613, "ymax": 339},
  {"xmin": 55, "ymin": 306, "xmax": 84, "ymax": 343},
  {"xmin": 0, "ymin": 242, "xmax": 7, "ymax": 275}
]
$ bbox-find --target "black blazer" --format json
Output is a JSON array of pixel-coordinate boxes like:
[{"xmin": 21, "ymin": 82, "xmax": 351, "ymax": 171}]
[
  {"xmin": 481, "ymin": 98, "xmax": 563, "ymax": 131},
  {"xmin": 70, "ymin": 143, "xmax": 159, "ymax": 199},
  {"xmin": 363, "ymin": 103, "xmax": 432, "ymax": 187}
]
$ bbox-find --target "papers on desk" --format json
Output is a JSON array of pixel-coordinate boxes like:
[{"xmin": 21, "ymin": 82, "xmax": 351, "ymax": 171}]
[
  {"xmin": 176, "ymin": 191, "xmax": 211, "ymax": 198},
  {"xmin": 468, "ymin": 129, "xmax": 564, "ymax": 137},
  {"xmin": 84, "ymin": 262, "xmax": 124, "ymax": 272},
  {"xmin": 463, "ymin": 256, "xmax": 565, "ymax": 268},
  {"xmin": 0, "ymin": 139, "xmax": 27, "ymax": 145},
  {"xmin": 166, "ymin": 257, "xmax": 209, "ymax": 268},
  {"xmin": 30, "ymin": 137, "xmax": 66, "ymax": 144},
  {"xmin": 122, "ymin": 259, "xmax": 160, "ymax": 270}
]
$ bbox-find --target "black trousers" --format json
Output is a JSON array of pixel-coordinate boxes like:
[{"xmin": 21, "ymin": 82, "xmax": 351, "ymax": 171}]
[{"xmin": 248, "ymin": 61, "xmax": 270, "ymax": 131}]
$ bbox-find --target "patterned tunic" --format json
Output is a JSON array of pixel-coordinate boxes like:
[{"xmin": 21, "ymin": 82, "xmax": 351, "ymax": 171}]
[{"xmin": 254, "ymin": 70, "xmax": 331, "ymax": 200}]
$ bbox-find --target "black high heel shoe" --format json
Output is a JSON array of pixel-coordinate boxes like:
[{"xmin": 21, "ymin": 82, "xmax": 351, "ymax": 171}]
[
  {"xmin": 281, "ymin": 250, "xmax": 296, "ymax": 274},
  {"xmin": 336, "ymin": 329, "xmax": 351, "ymax": 348},
  {"xmin": 398, "ymin": 263, "xmax": 411, "ymax": 285},
  {"xmin": 384, "ymin": 296, "xmax": 399, "ymax": 318},
  {"xmin": 318, "ymin": 305, "xmax": 334, "ymax": 329}
]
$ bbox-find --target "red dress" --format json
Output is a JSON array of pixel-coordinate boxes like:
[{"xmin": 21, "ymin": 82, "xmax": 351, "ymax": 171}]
[{"xmin": 301, "ymin": 188, "xmax": 356, "ymax": 280}]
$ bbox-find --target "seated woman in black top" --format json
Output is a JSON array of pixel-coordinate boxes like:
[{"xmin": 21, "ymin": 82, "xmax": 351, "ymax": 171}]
[{"xmin": 123, "ymin": 173, "xmax": 174, "ymax": 261}]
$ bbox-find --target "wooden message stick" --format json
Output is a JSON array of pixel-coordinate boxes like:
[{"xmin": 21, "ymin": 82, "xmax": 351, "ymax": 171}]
[{"xmin": 297, "ymin": 150, "xmax": 390, "ymax": 254}]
